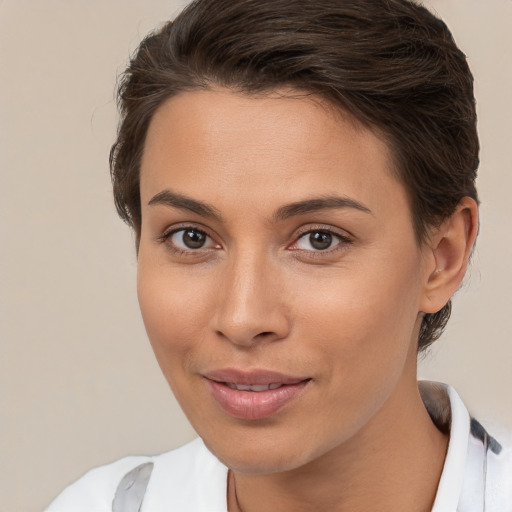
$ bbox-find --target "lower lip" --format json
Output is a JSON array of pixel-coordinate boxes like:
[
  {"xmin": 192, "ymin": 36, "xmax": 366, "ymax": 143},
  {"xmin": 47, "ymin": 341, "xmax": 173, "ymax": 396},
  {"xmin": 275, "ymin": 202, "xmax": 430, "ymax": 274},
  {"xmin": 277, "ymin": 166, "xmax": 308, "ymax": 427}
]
[{"xmin": 205, "ymin": 379, "xmax": 310, "ymax": 420}]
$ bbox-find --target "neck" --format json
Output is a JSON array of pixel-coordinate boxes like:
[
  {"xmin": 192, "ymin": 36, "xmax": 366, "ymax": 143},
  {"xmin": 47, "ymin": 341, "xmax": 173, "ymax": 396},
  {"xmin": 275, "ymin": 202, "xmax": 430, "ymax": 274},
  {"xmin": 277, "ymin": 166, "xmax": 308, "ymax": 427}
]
[{"xmin": 227, "ymin": 376, "xmax": 448, "ymax": 512}]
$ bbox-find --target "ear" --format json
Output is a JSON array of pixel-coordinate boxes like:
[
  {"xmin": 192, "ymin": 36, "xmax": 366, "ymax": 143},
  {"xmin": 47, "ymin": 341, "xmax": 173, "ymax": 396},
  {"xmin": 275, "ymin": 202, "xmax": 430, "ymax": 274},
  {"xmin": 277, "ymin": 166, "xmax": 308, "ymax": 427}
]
[{"xmin": 420, "ymin": 197, "xmax": 479, "ymax": 314}]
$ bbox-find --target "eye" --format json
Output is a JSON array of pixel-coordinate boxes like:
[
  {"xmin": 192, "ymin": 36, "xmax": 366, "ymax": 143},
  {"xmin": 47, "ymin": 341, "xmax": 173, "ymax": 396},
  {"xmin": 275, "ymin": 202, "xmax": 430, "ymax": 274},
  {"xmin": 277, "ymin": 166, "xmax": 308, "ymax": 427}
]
[
  {"xmin": 292, "ymin": 229, "xmax": 351, "ymax": 252},
  {"xmin": 163, "ymin": 227, "xmax": 220, "ymax": 251}
]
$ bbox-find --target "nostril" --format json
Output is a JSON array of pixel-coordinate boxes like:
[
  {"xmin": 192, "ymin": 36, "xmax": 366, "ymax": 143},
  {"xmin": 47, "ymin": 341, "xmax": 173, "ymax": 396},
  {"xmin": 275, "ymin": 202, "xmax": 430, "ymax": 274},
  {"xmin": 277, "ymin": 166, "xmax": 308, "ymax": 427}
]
[{"xmin": 256, "ymin": 331, "xmax": 273, "ymax": 338}]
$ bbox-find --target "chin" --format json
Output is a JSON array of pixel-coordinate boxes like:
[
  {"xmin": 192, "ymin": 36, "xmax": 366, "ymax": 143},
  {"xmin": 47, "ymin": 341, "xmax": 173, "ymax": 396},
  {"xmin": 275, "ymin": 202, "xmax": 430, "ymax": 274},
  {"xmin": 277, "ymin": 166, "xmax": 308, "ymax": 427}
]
[
  {"xmin": 198, "ymin": 423, "xmax": 325, "ymax": 475},
  {"xmin": 213, "ymin": 444, "xmax": 309, "ymax": 475}
]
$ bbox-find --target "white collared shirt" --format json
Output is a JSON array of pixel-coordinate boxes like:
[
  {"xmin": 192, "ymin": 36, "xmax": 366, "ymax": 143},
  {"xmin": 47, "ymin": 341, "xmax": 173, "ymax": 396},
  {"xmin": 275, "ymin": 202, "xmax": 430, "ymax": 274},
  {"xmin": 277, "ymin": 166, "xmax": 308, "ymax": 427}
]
[
  {"xmin": 46, "ymin": 382, "xmax": 512, "ymax": 512},
  {"xmin": 424, "ymin": 383, "xmax": 512, "ymax": 511}
]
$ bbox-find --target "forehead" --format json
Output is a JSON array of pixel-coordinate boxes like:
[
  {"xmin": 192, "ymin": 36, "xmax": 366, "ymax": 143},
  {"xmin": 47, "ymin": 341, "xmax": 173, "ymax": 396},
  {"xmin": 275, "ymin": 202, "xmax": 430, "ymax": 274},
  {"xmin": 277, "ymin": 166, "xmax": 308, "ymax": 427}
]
[{"xmin": 140, "ymin": 88, "xmax": 408, "ymax": 220}]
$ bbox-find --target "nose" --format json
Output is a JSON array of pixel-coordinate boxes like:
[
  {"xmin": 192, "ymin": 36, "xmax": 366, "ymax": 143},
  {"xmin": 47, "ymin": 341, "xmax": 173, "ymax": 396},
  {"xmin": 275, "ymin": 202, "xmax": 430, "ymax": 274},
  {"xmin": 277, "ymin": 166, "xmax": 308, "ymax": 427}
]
[{"xmin": 212, "ymin": 251, "xmax": 291, "ymax": 347}]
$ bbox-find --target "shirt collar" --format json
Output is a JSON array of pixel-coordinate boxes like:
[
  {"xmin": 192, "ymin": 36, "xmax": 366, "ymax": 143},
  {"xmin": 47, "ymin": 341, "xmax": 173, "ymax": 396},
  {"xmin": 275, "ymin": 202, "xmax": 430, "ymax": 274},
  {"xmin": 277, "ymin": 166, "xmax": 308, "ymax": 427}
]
[{"xmin": 420, "ymin": 381, "xmax": 471, "ymax": 512}]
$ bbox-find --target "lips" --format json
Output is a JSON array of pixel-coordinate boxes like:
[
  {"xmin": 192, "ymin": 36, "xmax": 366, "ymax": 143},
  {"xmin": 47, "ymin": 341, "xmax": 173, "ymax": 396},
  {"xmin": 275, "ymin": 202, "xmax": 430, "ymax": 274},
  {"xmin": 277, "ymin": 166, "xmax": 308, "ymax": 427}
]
[{"xmin": 203, "ymin": 368, "xmax": 311, "ymax": 420}]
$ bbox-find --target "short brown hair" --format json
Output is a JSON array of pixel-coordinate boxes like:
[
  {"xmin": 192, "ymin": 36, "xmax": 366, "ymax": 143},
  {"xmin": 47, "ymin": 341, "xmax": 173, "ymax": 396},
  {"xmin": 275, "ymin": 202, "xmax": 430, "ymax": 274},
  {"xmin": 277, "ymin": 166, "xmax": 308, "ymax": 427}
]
[{"xmin": 110, "ymin": 0, "xmax": 479, "ymax": 351}]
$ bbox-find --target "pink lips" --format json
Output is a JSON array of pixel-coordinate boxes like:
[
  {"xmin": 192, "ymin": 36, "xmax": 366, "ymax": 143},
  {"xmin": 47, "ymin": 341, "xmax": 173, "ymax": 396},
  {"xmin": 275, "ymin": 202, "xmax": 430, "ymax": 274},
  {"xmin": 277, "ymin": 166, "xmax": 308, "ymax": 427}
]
[{"xmin": 203, "ymin": 368, "xmax": 311, "ymax": 420}]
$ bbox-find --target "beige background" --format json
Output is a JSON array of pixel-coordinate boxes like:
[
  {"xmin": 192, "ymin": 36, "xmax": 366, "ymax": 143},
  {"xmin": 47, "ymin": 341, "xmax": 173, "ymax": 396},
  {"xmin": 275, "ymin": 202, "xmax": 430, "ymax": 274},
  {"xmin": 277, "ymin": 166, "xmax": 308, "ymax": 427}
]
[{"xmin": 1, "ymin": 1, "xmax": 511, "ymax": 511}]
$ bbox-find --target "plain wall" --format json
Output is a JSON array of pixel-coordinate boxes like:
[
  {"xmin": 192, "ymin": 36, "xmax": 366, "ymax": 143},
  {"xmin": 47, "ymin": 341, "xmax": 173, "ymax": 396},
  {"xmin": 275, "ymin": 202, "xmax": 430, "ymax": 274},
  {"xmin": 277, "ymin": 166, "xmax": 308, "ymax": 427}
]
[{"xmin": 0, "ymin": 1, "xmax": 511, "ymax": 511}]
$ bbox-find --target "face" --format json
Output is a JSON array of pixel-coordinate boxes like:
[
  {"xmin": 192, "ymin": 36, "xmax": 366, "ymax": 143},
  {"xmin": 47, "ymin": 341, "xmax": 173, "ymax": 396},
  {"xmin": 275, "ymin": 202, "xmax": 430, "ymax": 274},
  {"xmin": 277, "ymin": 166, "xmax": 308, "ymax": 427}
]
[{"xmin": 137, "ymin": 89, "xmax": 433, "ymax": 474}]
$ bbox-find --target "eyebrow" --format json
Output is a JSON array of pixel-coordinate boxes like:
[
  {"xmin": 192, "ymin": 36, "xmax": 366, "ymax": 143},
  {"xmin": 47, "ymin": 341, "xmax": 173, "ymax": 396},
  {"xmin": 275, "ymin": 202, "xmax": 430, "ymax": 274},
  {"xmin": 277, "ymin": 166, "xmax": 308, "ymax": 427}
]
[
  {"xmin": 273, "ymin": 196, "xmax": 372, "ymax": 221},
  {"xmin": 148, "ymin": 190, "xmax": 222, "ymax": 219},
  {"xmin": 148, "ymin": 189, "xmax": 371, "ymax": 221}
]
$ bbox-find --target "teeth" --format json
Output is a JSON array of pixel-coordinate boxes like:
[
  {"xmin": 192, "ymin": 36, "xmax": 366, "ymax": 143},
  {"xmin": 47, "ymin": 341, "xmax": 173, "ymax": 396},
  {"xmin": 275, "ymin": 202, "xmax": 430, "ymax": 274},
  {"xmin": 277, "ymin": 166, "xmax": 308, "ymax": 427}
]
[{"xmin": 226, "ymin": 383, "xmax": 283, "ymax": 391}]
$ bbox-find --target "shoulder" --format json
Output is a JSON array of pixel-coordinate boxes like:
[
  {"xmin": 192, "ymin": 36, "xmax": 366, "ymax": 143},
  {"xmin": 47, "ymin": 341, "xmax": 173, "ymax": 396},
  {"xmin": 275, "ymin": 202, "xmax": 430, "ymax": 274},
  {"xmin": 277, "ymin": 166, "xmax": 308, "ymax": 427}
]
[
  {"xmin": 462, "ymin": 413, "xmax": 512, "ymax": 510},
  {"xmin": 44, "ymin": 453, "xmax": 151, "ymax": 512},
  {"xmin": 486, "ymin": 427, "xmax": 512, "ymax": 511},
  {"xmin": 45, "ymin": 438, "xmax": 228, "ymax": 512}
]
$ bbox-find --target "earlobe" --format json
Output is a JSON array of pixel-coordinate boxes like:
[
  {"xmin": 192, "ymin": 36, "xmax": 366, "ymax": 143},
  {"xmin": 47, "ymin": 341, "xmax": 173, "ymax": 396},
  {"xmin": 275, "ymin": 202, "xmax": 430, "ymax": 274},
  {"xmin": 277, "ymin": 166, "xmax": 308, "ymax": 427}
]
[{"xmin": 420, "ymin": 197, "xmax": 479, "ymax": 314}]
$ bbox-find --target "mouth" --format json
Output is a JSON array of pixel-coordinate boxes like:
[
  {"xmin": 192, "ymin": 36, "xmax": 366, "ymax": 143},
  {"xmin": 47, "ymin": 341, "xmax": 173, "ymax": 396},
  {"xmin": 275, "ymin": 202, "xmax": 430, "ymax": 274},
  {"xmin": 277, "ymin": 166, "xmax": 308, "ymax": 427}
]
[
  {"xmin": 203, "ymin": 369, "xmax": 311, "ymax": 420},
  {"xmin": 223, "ymin": 382, "xmax": 290, "ymax": 391}
]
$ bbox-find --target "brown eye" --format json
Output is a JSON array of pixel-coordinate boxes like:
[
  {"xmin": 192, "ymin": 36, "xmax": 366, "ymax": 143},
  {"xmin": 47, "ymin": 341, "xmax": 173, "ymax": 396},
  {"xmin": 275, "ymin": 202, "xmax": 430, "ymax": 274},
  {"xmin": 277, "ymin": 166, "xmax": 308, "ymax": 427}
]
[
  {"xmin": 182, "ymin": 229, "xmax": 207, "ymax": 248},
  {"xmin": 309, "ymin": 231, "xmax": 333, "ymax": 250},
  {"xmin": 290, "ymin": 228, "xmax": 353, "ymax": 255},
  {"xmin": 167, "ymin": 228, "xmax": 219, "ymax": 251},
  {"xmin": 295, "ymin": 230, "xmax": 338, "ymax": 251}
]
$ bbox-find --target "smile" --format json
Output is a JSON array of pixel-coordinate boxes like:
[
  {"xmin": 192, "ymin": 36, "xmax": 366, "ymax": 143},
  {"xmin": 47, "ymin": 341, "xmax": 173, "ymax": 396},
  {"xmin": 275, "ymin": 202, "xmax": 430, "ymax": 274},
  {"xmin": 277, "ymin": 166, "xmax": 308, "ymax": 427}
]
[{"xmin": 203, "ymin": 369, "xmax": 311, "ymax": 420}]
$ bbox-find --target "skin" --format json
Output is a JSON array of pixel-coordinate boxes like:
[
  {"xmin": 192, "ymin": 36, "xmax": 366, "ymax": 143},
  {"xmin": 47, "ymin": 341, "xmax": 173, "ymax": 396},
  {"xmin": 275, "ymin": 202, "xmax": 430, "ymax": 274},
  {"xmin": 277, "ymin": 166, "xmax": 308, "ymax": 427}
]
[{"xmin": 137, "ymin": 88, "xmax": 478, "ymax": 511}]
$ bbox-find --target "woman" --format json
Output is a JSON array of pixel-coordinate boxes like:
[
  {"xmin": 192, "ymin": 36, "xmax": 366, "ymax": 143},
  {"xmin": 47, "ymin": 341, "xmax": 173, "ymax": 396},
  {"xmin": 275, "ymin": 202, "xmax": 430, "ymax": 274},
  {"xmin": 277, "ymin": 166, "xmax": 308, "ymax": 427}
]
[{"xmin": 46, "ymin": 0, "xmax": 511, "ymax": 510}]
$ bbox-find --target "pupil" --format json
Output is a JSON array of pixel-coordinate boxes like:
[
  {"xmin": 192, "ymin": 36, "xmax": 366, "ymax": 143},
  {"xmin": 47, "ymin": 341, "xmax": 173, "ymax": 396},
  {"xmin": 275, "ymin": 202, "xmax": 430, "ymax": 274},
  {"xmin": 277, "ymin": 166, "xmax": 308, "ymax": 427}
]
[
  {"xmin": 183, "ymin": 230, "xmax": 206, "ymax": 249},
  {"xmin": 310, "ymin": 231, "xmax": 332, "ymax": 250}
]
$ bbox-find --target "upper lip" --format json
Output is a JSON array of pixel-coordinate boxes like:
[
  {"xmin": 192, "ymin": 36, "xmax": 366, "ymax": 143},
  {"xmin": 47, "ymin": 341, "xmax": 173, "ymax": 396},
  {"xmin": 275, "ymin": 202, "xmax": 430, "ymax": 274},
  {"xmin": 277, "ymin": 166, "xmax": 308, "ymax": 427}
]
[{"xmin": 203, "ymin": 368, "xmax": 310, "ymax": 386}]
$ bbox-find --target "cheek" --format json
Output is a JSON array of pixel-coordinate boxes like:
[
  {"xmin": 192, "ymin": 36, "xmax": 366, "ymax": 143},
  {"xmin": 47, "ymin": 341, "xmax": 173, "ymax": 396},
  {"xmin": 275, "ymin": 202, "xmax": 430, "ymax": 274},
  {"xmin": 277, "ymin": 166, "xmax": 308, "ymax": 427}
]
[
  {"xmin": 295, "ymin": 256, "xmax": 423, "ymax": 377},
  {"xmin": 288, "ymin": 266, "xmax": 422, "ymax": 440},
  {"xmin": 136, "ymin": 258, "xmax": 214, "ymax": 376}
]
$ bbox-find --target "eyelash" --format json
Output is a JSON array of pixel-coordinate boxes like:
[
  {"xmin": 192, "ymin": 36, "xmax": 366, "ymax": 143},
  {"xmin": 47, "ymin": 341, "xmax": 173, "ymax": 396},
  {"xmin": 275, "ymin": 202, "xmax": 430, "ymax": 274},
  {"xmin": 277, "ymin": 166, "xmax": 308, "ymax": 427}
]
[
  {"xmin": 157, "ymin": 225, "xmax": 220, "ymax": 256},
  {"xmin": 290, "ymin": 226, "xmax": 353, "ymax": 257},
  {"xmin": 156, "ymin": 224, "xmax": 353, "ymax": 257}
]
